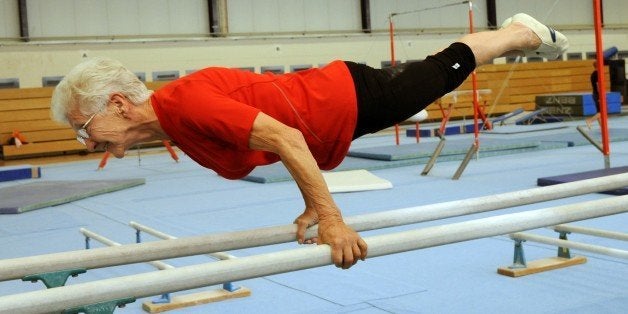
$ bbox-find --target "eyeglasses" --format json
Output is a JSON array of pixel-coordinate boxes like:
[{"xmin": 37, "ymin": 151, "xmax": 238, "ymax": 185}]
[{"xmin": 76, "ymin": 111, "xmax": 98, "ymax": 145}]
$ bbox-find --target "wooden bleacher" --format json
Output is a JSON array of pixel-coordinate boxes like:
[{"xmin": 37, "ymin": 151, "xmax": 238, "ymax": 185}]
[
  {"xmin": 423, "ymin": 59, "xmax": 609, "ymax": 121},
  {"xmin": 0, "ymin": 87, "xmax": 86, "ymax": 160},
  {"xmin": 0, "ymin": 82, "xmax": 169, "ymax": 160},
  {"xmin": 0, "ymin": 61, "xmax": 609, "ymax": 160}
]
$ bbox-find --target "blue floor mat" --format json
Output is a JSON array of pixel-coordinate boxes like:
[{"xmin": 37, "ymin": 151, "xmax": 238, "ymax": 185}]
[{"xmin": 266, "ymin": 258, "xmax": 427, "ymax": 306}]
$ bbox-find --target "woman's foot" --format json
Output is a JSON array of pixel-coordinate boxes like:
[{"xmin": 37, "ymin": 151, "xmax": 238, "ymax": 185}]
[{"xmin": 501, "ymin": 13, "xmax": 569, "ymax": 60}]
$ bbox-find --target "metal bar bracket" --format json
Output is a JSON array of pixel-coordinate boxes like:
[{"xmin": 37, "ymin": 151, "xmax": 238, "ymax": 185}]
[
  {"xmin": 64, "ymin": 297, "xmax": 136, "ymax": 314},
  {"xmin": 22, "ymin": 268, "xmax": 86, "ymax": 289},
  {"xmin": 508, "ymin": 239, "xmax": 527, "ymax": 269},
  {"xmin": 556, "ymin": 231, "xmax": 572, "ymax": 258}
]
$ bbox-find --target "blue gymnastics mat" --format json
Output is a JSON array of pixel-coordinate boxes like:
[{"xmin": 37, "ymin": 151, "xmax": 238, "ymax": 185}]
[
  {"xmin": 537, "ymin": 166, "xmax": 628, "ymax": 195},
  {"xmin": 0, "ymin": 179, "xmax": 145, "ymax": 214},
  {"xmin": 347, "ymin": 138, "xmax": 541, "ymax": 161},
  {"xmin": 0, "ymin": 165, "xmax": 41, "ymax": 182}
]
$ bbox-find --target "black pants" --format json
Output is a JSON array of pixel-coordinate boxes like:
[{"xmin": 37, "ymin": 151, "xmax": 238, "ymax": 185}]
[{"xmin": 346, "ymin": 42, "xmax": 476, "ymax": 139}]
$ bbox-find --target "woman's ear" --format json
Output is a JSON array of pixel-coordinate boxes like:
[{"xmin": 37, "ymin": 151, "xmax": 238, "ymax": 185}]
[{"xmin": 109, "ymin": 93, "xmax": 129, "ymax": 117}]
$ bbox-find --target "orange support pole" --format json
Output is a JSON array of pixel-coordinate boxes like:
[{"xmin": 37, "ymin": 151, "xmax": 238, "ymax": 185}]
[
  {"xmin": 438, "ymin": 103, "xmax": 454, "ymax": 135},
  {"xmin": 163, "ymin": 140, "xmax": 179, "ymax": 162},
  {"xmin": 98, "ymin": 141, "xmax": 178, "ymax": 170},
  {"xmin": 593, "ymin": 0, "xmax": 610, "ymax": 159},
  {"xmin": 477, "ymin": 101, "xmax": 492, "ymax": 130},
  {"xmin": 98, "ymin": 151, "xmax": 110, "ymax": 170}
]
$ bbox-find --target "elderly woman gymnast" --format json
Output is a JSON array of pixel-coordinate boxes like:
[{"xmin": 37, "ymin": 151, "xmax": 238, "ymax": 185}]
[{"xmin": 51, "ymin": 13, "xmax": 567, "ymax": 269}]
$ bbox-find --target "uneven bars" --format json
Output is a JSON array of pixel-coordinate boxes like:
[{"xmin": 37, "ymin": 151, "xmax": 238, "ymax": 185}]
[
  {"xmin": 0, "ymin": 195, "xmax": 626, "ymax": 312},
  {"xmin": 0, "ymin": 173, "xmax": 627, "ymax": 282}
]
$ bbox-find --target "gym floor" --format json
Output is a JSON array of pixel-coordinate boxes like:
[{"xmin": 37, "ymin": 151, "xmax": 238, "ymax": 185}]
[{"xmin": 1, "ymin": 116, "xmax": 627, "ymax": 313}]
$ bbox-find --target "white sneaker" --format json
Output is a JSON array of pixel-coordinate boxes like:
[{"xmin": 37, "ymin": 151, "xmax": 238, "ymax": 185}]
[{"xmin": 501, "ymin": 13, "xmax": 568, "ymax": 60}]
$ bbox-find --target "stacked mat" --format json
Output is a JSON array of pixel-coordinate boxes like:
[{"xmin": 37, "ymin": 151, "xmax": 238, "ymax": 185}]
[
  {"xmin": 536, "ymin": 92, "xmax": 622, "ymax": 116},
  {"xmin": 538, "ymin": 166, "xmax": 628, "ymax": 195}
]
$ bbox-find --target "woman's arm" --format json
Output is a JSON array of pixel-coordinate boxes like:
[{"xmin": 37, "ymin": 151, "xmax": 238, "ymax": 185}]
[{"xmin": 248, "ymin": 112, "xmax": 367, "ymax": 269}]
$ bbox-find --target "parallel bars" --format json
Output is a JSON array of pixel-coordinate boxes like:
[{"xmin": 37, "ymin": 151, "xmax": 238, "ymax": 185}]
[
  {"xmin": 0, "ymin": 195, "xmax": 626, "ymax": 312},
  {"xmin": 0, "ymin": 173, "xmax": 627, "ymax": 282}
]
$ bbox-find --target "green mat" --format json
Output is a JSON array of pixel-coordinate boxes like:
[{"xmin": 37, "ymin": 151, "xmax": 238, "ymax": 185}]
[{"xmin": 0, "ymin": 179, "xmax": 145, "ymax": 214}]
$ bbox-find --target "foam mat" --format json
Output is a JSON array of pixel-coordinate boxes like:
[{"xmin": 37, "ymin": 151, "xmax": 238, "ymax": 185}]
[
  {"xmin": 348, "ymin": 138, "xmax": 541, "ymax": 161},
  {"xmin": 322, "ymin": 169, "xmax": 392, "ymax": 193},
  {"xmin": 0, "ymin": 178, "xmax": 146, "ymax": 214},
  {"xmin": 537, "ymin": 166, "xmax": 628, "ymax": 195}
]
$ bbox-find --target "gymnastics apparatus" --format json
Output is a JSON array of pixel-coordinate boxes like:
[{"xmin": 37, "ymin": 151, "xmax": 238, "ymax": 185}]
[
  {"xmin": 0, "ymin": 173, "xmax": 626, "ymax": 312},
  {"xmin": 0, "ymin": 1, "xmax": 622, "ymax": 313}
]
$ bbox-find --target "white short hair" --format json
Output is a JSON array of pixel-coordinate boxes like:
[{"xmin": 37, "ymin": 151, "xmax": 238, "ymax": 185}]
[{"xmin": 50, "ymin": 57, "xmax": 152, "ymax": 123}]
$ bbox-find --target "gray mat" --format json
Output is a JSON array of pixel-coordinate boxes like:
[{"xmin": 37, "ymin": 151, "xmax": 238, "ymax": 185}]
[
  {"xmin": 0, "ymin": 179, "xmax": 146, "ymax": 214},
  {"xmin": 347, "ymin": 138, "xmax": 541, "ymax": 161},
  {"xmin": 483, "ymin": 124, "xmax": 569, "ymax": 134},
  {"xmin": 244, "ymin": 139, "xmax": 554, "ymax": 183}
]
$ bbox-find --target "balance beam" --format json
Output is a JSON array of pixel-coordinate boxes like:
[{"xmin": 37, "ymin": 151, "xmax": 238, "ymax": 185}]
[
  {"xmin": 0, "ymin": 196, "xmax": 626, "ymax": 312},
  {"xmin": 0, "ymin": 172, "xmax": 627, "ymax": 282}
]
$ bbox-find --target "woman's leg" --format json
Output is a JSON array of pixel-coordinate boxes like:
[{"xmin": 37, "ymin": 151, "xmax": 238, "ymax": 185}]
[
  {"xmin": 460, "ymin": 13, "xmax": 568, "ymax": 66},
  {"xmin": 350, "ymin": 13, "xmax": 568, "ymax": 138}
]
